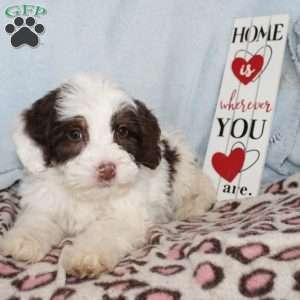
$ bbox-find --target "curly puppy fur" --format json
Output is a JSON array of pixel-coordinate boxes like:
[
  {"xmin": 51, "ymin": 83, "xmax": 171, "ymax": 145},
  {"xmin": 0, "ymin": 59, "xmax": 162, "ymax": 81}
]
[{"xmin": 0, "ymin": 74, "xmax": 215, "ymax": 278}]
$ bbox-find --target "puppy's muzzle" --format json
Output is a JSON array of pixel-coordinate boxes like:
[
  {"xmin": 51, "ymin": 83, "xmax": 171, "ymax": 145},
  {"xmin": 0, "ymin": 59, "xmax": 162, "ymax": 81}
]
[{"xmin": 96, "ymin": 162, "xmax": 116, "ymax": 182}]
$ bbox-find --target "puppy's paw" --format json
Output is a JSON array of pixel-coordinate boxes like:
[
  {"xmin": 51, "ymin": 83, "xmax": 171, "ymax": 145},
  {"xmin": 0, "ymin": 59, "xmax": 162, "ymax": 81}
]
[
  {"xmin": 0, "ymin": 234, "xmax": 46, "ymax": 263},
  {"xmin": 61, "ymin": 245, "xmax": 107, "ymax": 279}
]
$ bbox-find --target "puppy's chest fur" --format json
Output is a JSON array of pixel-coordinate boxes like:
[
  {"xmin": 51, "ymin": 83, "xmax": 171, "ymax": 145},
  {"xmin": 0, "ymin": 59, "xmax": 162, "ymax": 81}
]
[{"xmin": 20, "ymin": 156, "xmax": 173, "ymax": 236}]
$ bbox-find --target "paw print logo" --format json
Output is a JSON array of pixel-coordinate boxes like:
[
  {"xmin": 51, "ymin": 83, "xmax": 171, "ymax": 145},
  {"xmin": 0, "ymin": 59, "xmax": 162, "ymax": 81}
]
[{"xmin": 5, "ymin": 17, "xmax": 44, "ymax": 47}]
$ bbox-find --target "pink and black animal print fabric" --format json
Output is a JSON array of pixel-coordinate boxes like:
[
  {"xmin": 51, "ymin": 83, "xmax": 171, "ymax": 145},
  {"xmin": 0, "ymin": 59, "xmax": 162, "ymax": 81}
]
[{"xmin": 0, "ymin": 173, "xmax": 300, "ymax": 299}]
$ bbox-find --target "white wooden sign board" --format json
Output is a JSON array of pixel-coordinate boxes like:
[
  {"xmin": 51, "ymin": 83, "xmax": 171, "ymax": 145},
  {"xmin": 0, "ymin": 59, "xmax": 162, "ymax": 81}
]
[{"xmin": 203, "ymin": 15, "xmax": 289, "ymax": 201}]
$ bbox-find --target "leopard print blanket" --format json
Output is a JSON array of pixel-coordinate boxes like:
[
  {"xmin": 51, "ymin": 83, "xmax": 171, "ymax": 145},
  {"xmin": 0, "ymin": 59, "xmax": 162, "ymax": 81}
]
[{"xmin": 0, "ymin": 173, "xmax": 300, "ymax": 300}]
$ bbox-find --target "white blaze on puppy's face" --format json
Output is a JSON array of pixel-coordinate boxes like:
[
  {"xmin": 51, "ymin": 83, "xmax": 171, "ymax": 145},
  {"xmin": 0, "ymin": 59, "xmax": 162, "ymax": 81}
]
[
  {"xmin": 56, "ymin": 76, "xmax": 139, "ymax": 190},
  {"xmin": 15, "ymin": 74, "xmax": 161, "ymax": 194}
]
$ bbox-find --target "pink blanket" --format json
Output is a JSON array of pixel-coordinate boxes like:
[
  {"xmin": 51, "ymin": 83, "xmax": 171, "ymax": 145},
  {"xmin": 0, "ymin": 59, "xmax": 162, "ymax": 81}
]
[{"xmin": 0, "ymin": 173, "xmax": 300, "ymax": 299}]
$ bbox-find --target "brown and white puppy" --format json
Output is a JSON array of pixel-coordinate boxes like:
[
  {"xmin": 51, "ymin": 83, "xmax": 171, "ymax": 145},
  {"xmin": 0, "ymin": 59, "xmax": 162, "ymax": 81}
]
[{"xmin": 0, "ymin": 74, "xmax": 215, "ymax": 278}]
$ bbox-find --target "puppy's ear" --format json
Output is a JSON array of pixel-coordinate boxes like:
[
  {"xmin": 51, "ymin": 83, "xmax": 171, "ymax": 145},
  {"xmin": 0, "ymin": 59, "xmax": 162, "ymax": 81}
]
[
  {"xmin": 134, "ymin": 99, "xmax": 161, "ymax": 169},
  {"xmin": 13, "ymin": 89, "xmax": 58, "ymax": 174}
]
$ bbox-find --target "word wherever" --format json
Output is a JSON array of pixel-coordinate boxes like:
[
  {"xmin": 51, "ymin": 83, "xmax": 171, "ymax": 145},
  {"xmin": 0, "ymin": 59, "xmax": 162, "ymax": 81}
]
[{"xmin": 220, "ymin": 89, "xmax": 272, "ymax": 113}]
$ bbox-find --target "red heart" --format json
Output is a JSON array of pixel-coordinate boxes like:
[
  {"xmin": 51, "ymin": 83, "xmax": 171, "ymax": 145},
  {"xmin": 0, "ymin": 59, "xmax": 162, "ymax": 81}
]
[
  {"xmin": 212, "ymin": 148, "xmax": 245, "ymax": 182},
  {"xmin": 232, "ymin": 55, "xmax": 264, "ymax": 85}
]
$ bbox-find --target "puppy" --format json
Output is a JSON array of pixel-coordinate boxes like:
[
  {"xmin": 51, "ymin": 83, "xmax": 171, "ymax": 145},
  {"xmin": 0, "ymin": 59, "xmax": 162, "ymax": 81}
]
[{"xmin": 0, "ymin": 74, "xmax": 215, "ymax": 278}]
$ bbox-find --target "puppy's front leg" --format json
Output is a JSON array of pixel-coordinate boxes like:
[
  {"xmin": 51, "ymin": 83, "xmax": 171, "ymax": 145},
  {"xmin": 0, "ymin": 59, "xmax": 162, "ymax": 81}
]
[
  {"xmin": 62, "ymin": 212, "xmax": 148, "ymax": 278},
  {"xmin": 0, "ymin": 210, "xmax": 64, "ymax": 263}
]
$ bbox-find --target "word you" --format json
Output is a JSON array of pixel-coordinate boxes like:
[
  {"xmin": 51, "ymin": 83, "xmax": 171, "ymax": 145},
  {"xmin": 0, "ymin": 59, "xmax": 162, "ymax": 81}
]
[{"xmin": 217, "ymin": 118, "xmax": 266, "ymax": 140}]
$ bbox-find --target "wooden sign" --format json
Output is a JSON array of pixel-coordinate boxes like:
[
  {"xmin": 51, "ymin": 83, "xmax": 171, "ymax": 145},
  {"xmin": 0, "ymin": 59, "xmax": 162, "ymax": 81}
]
[{"xmin": 203, "ymin": 15, "xmax": 289, "ymax": 201}]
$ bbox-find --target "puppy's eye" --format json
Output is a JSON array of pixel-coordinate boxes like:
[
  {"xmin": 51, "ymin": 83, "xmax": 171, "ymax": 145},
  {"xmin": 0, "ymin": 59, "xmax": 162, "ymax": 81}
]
[
  {"xmin": 66, "ymin": 129, "xmax": 82, "ymax": 141},
  {"xmin": 116, "ymin": 125, "xmax": 129, "ymax": 138}
]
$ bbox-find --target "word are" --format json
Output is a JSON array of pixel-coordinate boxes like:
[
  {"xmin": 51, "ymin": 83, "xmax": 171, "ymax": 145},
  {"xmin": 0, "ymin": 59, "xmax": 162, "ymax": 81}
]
[{"xmin": 223, "ymin": 184, "xmax": 251, "ymax": 196}]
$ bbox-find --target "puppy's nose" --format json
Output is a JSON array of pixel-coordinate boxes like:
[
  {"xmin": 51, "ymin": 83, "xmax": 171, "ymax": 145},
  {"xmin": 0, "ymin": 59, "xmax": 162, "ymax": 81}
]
[{"xmin": 97, "ymin": 162, "xmax": 116, "ymax": 181}]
